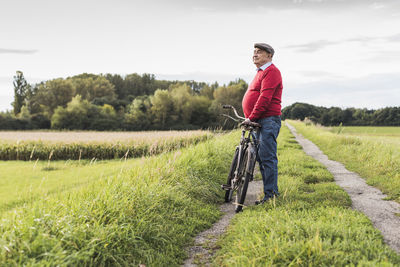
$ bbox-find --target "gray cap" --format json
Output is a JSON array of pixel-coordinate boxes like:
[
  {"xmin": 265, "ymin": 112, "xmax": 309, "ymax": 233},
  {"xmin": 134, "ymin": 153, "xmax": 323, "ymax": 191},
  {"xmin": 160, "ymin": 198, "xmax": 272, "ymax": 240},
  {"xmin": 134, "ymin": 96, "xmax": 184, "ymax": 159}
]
[{"xmin": 254, "ymin": 43, "xmax": 274, "ymax": 56}]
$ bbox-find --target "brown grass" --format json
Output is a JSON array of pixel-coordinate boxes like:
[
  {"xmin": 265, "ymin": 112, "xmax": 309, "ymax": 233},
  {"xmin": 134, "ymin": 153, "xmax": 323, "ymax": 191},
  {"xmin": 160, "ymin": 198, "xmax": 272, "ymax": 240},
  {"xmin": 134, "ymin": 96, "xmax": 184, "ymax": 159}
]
[{"xmin": 0, "ymin": 130, "xmax": 210, "ymax": 144}]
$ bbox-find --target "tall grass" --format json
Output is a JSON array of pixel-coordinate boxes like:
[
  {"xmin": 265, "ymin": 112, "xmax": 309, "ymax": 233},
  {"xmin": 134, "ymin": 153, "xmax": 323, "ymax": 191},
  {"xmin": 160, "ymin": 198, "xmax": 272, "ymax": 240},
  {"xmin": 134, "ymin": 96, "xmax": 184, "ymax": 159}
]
[
  {"xmin": 289, "ymin": 120, "xmax": 400, "ymax": 202},
  {"xmin": 0, "ymin": 159, "xmax": 138, "ymax": 214},
  {"xmin": 0, "ymin": 131, "xmax": 213, "ymax": 160},
  {"xmin": 214, "ymin": 124, "xmax": 400, "ymax": 266},
  {"xmin": 0, "ymin": 131, "xmax": 237, "ymax": 266}
]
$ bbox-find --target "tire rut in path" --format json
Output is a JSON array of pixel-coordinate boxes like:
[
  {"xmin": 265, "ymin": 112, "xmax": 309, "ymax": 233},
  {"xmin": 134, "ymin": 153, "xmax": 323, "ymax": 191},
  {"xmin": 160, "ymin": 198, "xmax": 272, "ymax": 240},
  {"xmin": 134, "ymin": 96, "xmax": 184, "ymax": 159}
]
[
  {"xmin": 286, "ymin": 122, "xmax": 400, "ymax": 253},
  {"xmin": 183, "ymin": 179, "xmax": 263, "ymax": 266}
]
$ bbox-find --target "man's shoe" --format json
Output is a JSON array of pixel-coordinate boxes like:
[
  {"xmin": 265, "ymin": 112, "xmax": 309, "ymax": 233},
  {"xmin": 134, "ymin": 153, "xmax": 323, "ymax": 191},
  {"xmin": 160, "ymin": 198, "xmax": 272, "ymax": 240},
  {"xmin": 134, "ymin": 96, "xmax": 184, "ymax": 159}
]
[{"xmin": 255, "ymin": 197, "xmax": 270, "ymax": 205}]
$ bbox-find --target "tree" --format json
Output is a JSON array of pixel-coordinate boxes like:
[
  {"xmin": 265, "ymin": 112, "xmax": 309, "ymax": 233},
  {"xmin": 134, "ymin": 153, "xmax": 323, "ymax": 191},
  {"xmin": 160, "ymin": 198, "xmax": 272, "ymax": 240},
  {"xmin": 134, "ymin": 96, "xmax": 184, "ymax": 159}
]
[
  {"xmin": 209, "ymin": 80, "xmax": 248, "ymax": 128},
  {"xmin": 199, "ymin": 84, "xmax": 214, "ymax": 100},
  {"xmin": 13, "ymin": 71, "xmax": 28, "ymax": 115},
  {"xmin": 151, "ymin": 89, "xmax": 174, "ymax": 128},
  {"xmin": 90, "ymin": 104, "xmax": 120, "ymax": 130},
  {"xmin": 69, "ymin": 76, "xmax": 116, "ymax": 102},
  {"xmin": 124, "ymin": 96, "xmax": 152, "ymax": 130},
  {"xmin": 190, "ymin": 95, "xmax": 212, "ymax": 127},
  {"xmin": 51, "ymin": 95, "xmax": 98, "ymax": 129},
  {"xmin": 32, "ymin": 78, "xmax": 75, "ymax": 118},
  {"xmin": 105, "ymin": 73, "xmax": 126, "ymax": 99},
  {"xmin": 17, "ymin": 105, "xmax": 30, "ymax": 120},
  {"xmin": 170, "ymin": 84, "xmax": 193, "ymax": 124}
]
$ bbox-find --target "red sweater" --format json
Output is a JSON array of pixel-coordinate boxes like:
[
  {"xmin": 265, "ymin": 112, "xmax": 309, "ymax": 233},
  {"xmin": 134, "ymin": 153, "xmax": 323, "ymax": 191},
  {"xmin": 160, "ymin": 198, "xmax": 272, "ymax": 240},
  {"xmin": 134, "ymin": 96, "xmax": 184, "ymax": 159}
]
[{"xmin": 242, "ymin": 63, "xmax": 282, "ymax": 121}]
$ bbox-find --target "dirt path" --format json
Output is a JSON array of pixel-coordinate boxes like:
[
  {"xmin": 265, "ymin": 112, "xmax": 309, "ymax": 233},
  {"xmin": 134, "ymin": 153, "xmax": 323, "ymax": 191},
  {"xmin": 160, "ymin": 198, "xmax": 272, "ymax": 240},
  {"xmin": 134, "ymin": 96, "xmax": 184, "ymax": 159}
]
[
  {"xmin": 286, "ymin": 122, "xmax": 400, "ymax": 253},
  {"xmin": 183, "ymin": 179, "xmax": 263, "ymax": 266}
]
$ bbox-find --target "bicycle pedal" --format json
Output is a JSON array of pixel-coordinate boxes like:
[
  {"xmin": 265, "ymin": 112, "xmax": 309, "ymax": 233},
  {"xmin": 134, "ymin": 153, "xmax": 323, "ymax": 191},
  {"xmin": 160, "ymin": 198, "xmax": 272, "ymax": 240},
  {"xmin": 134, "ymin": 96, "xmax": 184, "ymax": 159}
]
[{"xmin": 221, "ymin": 184, "xmax": 232, "ymax": 190}]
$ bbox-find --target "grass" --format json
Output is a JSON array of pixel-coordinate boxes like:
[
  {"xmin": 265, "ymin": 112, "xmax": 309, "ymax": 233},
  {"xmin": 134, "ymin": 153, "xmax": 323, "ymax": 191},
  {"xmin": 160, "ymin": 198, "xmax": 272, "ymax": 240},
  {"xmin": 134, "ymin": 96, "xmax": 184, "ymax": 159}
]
[
  {"xmin": 0, "ymin": 131, "xmax": 236, "ymax": 266},
  {"xmin": 213, "ymin": 123, "xmax": 400, "ymax": 266},
  {"xmin": 329, "ymin": 126, "xmax": 400, "ymax": 136},
  {"xmin": 0, "ymin": 159, "xmax": 135, "ymax": 214},
  {"xmin": 329, "ymin": 126, "xmax": 400, "ymax": 146},
  {"xmin": 0, "ymin": 130, "xmax": 213, "ymax": 160},
  {"xmin": 289, "ymin": 120, "xmax": 400, "ymax": 202}
]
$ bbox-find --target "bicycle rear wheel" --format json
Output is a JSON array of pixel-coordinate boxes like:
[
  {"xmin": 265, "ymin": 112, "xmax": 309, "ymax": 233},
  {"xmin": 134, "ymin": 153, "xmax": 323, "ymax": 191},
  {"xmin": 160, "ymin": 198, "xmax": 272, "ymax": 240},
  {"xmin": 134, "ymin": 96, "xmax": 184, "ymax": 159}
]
[
  {"xmin": 224, "ymin": 147, "xmax": 239, "ymax": 203},
  {"xmin": 235, "ymin": 147, "xmax": 252, "ymax": 213}
]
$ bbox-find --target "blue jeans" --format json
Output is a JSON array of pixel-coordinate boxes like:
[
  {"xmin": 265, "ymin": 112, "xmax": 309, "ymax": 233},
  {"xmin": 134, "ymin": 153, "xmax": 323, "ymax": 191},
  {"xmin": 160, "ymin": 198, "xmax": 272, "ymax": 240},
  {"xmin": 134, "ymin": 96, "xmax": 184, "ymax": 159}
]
[{"xmin": 256, "ymin": 116, "xmax": 281, "ymax": 199}]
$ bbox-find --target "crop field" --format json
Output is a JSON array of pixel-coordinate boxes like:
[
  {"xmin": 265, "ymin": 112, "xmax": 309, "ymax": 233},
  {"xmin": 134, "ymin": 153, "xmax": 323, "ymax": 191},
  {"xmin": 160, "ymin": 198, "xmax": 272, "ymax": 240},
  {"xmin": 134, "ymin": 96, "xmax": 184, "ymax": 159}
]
[
  {"xmin": 289, "ymin": 120, "xmax": 400, "ymax": 202},
  {"xmin": 1, "ymin": 125, "xmax": 399, "ymax": 265},
  {"xmin": 0, "ymin": 130, "xmax": 212, "ymax": 160},
  {"xmin": 0, "ymin": 130, "xmax": 211, "ymax": 143}
]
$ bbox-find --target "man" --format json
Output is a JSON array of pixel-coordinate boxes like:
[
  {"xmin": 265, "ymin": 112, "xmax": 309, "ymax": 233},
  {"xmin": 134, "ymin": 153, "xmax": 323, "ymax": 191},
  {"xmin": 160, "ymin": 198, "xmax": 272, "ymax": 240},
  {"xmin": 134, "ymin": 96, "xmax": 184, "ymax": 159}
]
[{"xmin": 242, "ymin": 43, "xmax": 283, "ymax": 205}]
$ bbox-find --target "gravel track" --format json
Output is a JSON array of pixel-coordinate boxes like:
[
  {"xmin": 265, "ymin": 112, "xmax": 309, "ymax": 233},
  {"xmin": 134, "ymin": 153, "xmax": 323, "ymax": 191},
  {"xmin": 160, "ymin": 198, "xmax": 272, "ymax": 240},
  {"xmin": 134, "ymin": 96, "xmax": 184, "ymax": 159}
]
[
  {"xmin": 286, "ymin": 122, "xmax": 400, "ymax": 253},
  {"xmin": 183, "ymin": 179, "xmax": 263, "ymax": 266}
]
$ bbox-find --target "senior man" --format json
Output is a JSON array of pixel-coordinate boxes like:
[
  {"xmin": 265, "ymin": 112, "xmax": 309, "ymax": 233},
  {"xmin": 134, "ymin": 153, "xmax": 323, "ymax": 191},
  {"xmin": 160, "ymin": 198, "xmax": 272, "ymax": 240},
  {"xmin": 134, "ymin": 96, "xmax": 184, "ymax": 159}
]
[{"xmin": 242, "ymin": 43, "xmax": 283, "ymax": 205}]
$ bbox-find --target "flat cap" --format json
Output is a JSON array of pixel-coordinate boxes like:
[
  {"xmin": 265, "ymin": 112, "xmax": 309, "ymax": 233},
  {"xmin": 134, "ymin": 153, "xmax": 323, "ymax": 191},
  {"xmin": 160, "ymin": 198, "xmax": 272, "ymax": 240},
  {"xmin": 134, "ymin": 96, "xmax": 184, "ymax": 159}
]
[{"xmin": 254, "ymin": 43, "xmax": 274, "ymax": 56}]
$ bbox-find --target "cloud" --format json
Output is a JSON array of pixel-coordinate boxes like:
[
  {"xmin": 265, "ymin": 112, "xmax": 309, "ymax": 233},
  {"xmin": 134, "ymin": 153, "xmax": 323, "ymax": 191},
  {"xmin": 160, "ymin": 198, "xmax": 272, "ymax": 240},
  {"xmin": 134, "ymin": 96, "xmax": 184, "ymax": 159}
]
[
  {"xmin": 297, "ymin": 71, "xmax": 342, "ymax": 79},
  {"xmin": 284, "ymin": 40, "xmax": 339, "ymax": 52},
  {"xmin": 0, "ymin": 48, "xmax": 38, "ymax": 55},
  {"xmin": 386, "ymin": 33, "xmax": 400, "ymax": 42},
  {"xmin": 159, "ymin": 0, "xmax": 400, "ymax": 13},
  {"xmin": 285, "ymin": 32, "xmax": 400, "ymax": 53},
  {"xmin": 366, "ymin": 50, "xmax": 400, "ymax": 63}
]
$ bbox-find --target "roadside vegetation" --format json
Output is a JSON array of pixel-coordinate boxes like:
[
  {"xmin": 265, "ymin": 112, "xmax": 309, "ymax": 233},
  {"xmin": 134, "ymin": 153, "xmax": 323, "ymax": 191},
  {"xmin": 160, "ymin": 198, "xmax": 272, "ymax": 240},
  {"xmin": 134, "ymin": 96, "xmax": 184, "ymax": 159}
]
[
  {"xmin": 0, "ymin": 131, "xmax": 236, "ymax": 266},
  {"xmin": 282, "ymin": 102, "xmax": 400, "ymax": 126},
  {"xmin": 288, "ymin": 120, "xmax": 400, "ymax": 202},
  {"xmin": 0, "ymin": 130, "xmax": 212, "ymax": 160},
  {"xmin": 214, "ymin": 124, "xmax": 400, "ymax": 266}
]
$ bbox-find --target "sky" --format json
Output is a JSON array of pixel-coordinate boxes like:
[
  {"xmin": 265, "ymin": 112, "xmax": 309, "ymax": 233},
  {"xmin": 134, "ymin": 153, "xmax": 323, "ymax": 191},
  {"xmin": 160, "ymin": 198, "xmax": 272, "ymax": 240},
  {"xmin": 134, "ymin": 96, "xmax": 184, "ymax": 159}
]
[{"xmin": 1, "ymin": 0, "xmax": 400, "ymax": 112}]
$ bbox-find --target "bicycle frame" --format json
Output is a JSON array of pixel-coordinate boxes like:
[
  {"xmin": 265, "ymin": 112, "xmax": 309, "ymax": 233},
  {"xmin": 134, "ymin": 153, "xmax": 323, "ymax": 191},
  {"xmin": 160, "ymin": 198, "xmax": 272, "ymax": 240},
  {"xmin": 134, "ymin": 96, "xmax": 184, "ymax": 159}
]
[{"xmin": 232, "ymin": 125, "xmax": 259, "ymax": 189}]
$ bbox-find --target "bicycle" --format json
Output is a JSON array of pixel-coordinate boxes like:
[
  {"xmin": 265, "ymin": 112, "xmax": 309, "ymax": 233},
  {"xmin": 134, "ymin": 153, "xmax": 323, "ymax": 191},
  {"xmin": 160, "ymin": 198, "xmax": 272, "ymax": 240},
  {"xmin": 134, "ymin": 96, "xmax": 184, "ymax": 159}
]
[{"xmin": 221, "ymin": 105, "xmax": 261, "ymax": 213}]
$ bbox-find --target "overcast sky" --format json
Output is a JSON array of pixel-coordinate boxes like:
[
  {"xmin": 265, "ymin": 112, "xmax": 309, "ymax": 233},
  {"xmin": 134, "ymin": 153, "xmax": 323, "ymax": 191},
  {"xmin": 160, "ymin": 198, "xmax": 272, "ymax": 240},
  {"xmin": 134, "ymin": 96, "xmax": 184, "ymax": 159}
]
[{"xmin": 1, "ymin": 0, "xmax": 399, "ymax": 112}]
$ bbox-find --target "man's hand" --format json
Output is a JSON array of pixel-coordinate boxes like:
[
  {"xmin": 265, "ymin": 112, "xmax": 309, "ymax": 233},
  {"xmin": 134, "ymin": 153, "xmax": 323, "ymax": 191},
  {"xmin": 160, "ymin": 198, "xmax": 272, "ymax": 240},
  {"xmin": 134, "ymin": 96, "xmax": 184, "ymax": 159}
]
[{"xmin": 242, "ymin": 118, "xmax": 252, "ymax": 125}]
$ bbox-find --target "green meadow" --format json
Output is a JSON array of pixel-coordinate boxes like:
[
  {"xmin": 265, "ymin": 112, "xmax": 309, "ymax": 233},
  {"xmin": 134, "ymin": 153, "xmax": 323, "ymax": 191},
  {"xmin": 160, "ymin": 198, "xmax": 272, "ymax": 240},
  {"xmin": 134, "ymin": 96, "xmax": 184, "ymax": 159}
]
[
  {"xmin": 289, "ymin": 121, "xmax": 400, "ymax": 202},
  {"xmin": 329, "ymin": 126, "xmax": 400, "ymax": 136},
  {"xmin": 0, "ymin": 159, "xmax": 135, "ymax": 214}
]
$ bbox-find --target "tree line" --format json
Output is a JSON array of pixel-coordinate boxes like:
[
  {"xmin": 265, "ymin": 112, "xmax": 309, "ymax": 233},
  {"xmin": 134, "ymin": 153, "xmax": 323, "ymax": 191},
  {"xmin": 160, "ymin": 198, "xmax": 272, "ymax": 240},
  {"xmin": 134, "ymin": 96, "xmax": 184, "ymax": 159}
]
[
  {"xmin": 2, "ymin": 72, "xmax": 399, "ymax": 130},
  {"xmin": 1, "ymin": 71, "xmax": 246, "ymax": 130},
  {"xmin": 282, "ymin": 102, "xmax": 400, "ymax": 126}
]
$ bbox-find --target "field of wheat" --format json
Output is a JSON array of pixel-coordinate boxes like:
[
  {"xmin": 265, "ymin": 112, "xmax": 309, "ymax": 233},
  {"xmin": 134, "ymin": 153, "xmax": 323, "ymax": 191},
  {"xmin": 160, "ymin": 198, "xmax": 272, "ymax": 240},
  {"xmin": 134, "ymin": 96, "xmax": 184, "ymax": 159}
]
[{"xmin": 0, "ymin": 130, "xmax": 213, "ymax": 160}]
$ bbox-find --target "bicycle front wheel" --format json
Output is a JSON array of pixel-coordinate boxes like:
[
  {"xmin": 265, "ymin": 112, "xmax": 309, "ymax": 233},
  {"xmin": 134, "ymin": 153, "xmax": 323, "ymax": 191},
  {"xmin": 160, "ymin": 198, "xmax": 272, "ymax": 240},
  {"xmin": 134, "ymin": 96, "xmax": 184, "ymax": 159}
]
[
  {"xmin": 225, "ymin": 147, "xmax": 239, "ymax": 203},
  {"xmin": 235, "ymin": 147, "xmax": 252, "ymax": 213}
]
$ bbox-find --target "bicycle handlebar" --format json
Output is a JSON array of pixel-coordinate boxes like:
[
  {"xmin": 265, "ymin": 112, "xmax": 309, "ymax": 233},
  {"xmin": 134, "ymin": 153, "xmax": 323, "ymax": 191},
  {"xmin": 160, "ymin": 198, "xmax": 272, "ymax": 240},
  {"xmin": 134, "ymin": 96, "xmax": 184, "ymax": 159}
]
[
  {"xmin": 222, "ymin": 105, "xmax": 245, "ymax": 120},
  {"xmin": 221, "ymin": 104, "xmax": 261, "ymax": 128}
]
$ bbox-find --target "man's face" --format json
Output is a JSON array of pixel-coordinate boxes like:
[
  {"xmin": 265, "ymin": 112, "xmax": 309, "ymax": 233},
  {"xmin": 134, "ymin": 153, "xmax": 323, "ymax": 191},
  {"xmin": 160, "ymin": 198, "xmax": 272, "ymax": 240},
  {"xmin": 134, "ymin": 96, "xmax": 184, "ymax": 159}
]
[{"xmin": 253, "ymin": 48, "xmax": 272, "ymax": 67}]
